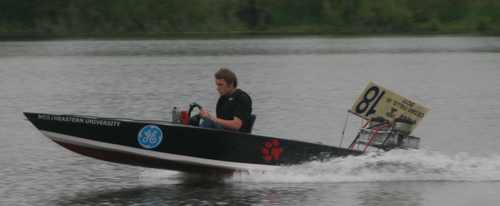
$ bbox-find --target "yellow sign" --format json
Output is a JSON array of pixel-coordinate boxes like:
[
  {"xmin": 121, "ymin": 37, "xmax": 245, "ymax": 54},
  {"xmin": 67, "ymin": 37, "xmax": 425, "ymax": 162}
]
[{"xmin": 349, "ymin": 82, "xmax": 429, "ymax": 132}]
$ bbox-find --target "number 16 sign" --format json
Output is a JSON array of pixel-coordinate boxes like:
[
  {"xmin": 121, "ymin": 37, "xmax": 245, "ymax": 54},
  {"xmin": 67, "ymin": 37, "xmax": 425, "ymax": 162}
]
[{"xmin": 349, "ymin": 82, "xmax": 429, "ymax": 133}]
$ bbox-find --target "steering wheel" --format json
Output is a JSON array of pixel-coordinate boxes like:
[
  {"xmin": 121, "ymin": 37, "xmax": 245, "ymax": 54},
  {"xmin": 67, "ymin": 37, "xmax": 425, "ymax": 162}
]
[{"xmin": 187, "ymin": 102, "xmax": 203, "ymax": 126}]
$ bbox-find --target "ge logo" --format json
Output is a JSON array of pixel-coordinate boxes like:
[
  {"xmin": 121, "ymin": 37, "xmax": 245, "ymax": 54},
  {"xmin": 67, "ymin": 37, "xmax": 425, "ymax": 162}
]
[{"xmin": 138, "ymin": 125, "xmax": 163, "ymax": 149}]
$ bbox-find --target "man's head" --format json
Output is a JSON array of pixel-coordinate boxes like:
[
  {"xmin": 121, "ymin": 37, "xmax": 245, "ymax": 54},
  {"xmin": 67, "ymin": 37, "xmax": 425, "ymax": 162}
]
[{"xmin": 214, "ymin": 67, "xmax": 238, "ymax": 96}]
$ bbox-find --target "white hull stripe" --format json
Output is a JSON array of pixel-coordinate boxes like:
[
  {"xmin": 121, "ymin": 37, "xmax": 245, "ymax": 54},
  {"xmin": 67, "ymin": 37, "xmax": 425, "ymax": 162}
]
[{"xmin": 40, "ymin": 130, "xmax": 279, "ymax": 171}]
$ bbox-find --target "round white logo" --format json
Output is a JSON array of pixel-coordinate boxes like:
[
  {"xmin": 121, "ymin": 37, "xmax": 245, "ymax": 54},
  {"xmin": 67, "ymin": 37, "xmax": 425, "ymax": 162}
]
[{"xmin": 137, "ymin": 125, "xmax": 163, "ymax": 149}]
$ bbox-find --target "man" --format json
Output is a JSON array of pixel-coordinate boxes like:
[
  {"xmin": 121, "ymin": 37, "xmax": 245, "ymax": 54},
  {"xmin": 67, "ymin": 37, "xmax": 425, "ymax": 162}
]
[{"xmin": 199, "ymin": 67, "xmax": 252, "ymax": 132}]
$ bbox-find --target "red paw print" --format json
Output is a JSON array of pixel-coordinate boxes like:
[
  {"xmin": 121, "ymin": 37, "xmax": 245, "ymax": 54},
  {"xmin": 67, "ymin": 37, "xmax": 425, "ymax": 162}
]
[{"xmin": 261, "ymin": 139, "xmax": 283, "ymax": 161}]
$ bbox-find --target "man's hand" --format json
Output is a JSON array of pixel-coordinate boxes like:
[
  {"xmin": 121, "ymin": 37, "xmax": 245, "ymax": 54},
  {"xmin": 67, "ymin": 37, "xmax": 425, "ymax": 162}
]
[
  {"xmin": 199, "ymin": 109, "xmax": 211, "ymax": 119},
  {"xmin": 199, "ymin": 109, "xmax": 242, "ymax": 130}
]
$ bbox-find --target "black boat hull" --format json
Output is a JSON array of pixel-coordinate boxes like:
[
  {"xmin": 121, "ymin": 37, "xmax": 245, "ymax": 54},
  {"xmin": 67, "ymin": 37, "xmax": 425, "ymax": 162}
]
[{"xmin": 24, "ymin": 112, "xmax": 364, "ymax": 174}]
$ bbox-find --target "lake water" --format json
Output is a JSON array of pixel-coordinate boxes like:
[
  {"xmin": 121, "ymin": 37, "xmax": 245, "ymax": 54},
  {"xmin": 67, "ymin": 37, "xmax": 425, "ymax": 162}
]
[{"xmin": 1, "ymin": 34, "xmax": 500, "ymax": 205}]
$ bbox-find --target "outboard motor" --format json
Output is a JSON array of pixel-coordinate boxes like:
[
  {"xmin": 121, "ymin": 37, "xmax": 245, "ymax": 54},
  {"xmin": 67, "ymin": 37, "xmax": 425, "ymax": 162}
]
[
  {"xmin": 368, "ymin": 117, "xmax": 389, "ymax": 130},
  {"xmin": 392, "ymin": 118, "xmax": 413, "ymax": 134},
  {"xmin": 391, "ymin": 118, "xmax": 421, "ymax": 150},
  {"xmin": 356, "ymin": 117, "xmax": 420, "ymax": 151}
]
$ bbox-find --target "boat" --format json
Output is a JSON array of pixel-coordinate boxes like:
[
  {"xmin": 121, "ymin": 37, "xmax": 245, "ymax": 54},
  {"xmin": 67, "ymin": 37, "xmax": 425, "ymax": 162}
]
[
  {"xmin": 23, "ymin": 111, "xmax": 364, "ymax": 174},
  {"xmin": 24, "ymin": 82, "xmax": 429, "ymax": 174}
]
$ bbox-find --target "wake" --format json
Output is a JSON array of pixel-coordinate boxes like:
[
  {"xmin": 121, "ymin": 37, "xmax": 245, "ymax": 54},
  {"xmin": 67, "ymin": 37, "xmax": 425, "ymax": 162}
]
[
  {"xmin": 139, "ymin": 150, "xmax": 500, "ymax": 184},
  {"xmin": 232, "ymin": 149, "xmax": 500, "ymax": 183}
]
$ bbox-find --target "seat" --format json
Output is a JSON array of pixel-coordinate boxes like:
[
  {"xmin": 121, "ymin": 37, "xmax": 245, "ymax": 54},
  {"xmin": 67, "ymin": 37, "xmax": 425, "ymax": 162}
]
[{"xmin": 246, "ymin": 114, "xmax": 257, "ymax": 133}]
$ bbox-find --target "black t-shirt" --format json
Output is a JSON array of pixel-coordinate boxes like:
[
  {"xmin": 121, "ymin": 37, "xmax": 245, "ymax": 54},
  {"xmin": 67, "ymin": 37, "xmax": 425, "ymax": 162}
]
[{"xmin": 216, "ymin": 89, "xmax": 252, "ymax": 132}]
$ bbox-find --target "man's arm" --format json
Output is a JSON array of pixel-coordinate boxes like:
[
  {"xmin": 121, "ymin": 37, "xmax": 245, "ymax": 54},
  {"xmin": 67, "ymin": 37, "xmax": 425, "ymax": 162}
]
[{"xmin": 199, "ymin": 109, "xmax": 243, "ymax": 131}]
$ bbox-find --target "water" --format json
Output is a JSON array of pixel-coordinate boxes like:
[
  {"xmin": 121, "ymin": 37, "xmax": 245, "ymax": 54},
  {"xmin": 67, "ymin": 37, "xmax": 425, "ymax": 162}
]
[{"xmin": 1, "ymin": 34, "xmax": 500, "ymax": 205}]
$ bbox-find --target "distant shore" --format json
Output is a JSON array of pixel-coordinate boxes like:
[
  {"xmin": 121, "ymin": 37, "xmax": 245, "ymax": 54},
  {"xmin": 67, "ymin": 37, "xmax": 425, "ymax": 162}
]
[
  {"xmin": 1, "ymin": 0, "xmax": 499, "ymax": 38},
  {"xmin": 1, "ymin": 30, "xmax": 499, "ymax": 41}
]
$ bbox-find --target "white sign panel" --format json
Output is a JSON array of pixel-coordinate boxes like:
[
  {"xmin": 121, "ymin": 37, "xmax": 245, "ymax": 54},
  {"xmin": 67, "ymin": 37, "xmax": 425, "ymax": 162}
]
[{"xmin": 349, "ymin": 82, "xmax": 429, "ymax": 132}]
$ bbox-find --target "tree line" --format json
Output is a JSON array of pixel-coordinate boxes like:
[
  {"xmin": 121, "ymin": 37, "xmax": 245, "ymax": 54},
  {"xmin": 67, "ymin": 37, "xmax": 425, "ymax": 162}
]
[{"xmin": 1, "ymin": 0, "xmax": 499, "ymax": 34}]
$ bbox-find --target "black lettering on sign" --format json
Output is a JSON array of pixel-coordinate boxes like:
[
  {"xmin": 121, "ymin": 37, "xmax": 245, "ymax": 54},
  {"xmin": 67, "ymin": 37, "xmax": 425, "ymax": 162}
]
[
  {"xmin": 355, "ymin": 86, "xmax": 386, "ymax": 117},
  {"xmin": 392, "ymin": 100, "xmax": 408, "ymax": 111},
  {"xmin": 407, "ymin": 108, "xmax": 425, "ymax": 118},
  {"xmin": 398, "ymin": 114, "xmax": 416, "ymax": 124},
  {"xmin": 402, "ymin": 99, "xmax": 415, "ymax": 108},
  {"xmin": 386, "ymin": 112, "xmax": 396, "ymax": 118},
  {"xmin": 385, "ymin": 107, "xmax": 397, "ymax": 118}
]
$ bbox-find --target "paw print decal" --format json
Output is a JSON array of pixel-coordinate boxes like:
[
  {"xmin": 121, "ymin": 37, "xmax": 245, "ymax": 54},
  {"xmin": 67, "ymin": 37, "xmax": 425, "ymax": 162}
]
[{"xmin": 261, "ymin": 139, "xmax": 283, "ymax": 161}]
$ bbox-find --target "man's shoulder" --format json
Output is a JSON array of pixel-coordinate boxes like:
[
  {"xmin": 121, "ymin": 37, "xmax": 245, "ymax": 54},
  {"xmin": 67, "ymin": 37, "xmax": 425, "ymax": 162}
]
[{"xmin": 235, "ymin": 89, "xmax": 251, "ymax": 102}]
